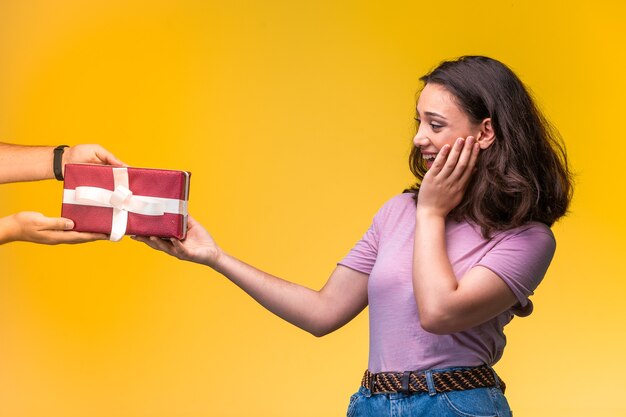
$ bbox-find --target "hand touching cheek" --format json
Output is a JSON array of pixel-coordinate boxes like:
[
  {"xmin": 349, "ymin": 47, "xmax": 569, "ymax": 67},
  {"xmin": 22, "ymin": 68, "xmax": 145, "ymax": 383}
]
[{"xmin": 417, "ymin": 136, "xmax": 480, "ymax": 218}]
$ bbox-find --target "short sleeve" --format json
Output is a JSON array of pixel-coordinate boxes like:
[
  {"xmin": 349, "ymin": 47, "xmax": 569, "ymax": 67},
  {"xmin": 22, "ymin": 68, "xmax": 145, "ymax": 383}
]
[
  {"xmin": 337, "ymin": 203, "xmax": 387, "ymax": 275},
  {"xmin": 476, "ymin": 224, "xmax": 556, "ymax": 314}
]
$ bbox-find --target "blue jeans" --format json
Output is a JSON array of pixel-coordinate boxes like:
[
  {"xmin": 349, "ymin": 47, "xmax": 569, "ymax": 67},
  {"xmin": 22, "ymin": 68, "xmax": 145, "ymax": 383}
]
[{"xmin": 347, "ymin": 370, "xmax": 512, "ymax": 417}]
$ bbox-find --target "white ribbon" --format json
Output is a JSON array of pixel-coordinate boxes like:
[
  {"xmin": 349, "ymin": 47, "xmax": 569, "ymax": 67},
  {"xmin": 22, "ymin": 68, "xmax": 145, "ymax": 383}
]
[{"xmin": 63, "ymin": 167, "xmax": 187, "ymax": 242}]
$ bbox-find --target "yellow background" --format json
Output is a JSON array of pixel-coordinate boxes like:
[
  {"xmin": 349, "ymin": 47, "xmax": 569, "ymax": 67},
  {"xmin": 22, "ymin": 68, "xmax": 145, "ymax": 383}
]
[{"xmin": 1, "ymin": 1, "xmax": 625, "ymax": 416}]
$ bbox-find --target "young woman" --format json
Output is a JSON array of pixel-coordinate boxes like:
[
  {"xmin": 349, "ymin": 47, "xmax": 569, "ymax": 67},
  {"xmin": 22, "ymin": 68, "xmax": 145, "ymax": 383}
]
[{"xmin": 135, "ymin": 56, "xmax": 572, "ymax": 417}]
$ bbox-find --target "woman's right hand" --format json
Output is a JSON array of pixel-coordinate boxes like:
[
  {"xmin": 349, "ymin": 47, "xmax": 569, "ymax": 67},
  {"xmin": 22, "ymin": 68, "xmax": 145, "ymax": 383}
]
[{"xmin": 132, "ymin": 216, "xmax": 222, "ymax": 268}]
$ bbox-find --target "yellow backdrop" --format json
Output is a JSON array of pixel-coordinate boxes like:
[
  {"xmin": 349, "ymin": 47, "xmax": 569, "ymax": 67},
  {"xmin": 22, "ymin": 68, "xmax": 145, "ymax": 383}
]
[{"xmin": 1, "ymin": 1, "xmax": 625, "ymax": 416}]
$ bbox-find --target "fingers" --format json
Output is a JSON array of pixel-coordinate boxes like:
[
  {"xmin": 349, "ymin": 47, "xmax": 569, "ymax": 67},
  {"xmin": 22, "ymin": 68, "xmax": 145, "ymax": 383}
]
[
  {"xmin": 36, "ymin": 215, "xmax": 107, "ymax": 243},
  {"xmin": 430, "ymin": 136, "xmax": 478, "ymax": 182},
  {"xmin": 132, "ymin": 235, "xmax": 194, "ymax": 262},
  {"xmin": 148, "ymin": 236, "xmax": 176, "ymax": 252},
  {"xmin": 187, "ymin": 215, "xmax": 199, "ymax": 228},
  {"xmin": 15, "ymin": 212, "xmax": 72, "ymax": 231},
  {"xmin": 170, "ymin": 238, "xmax": 191, "ymax": 259},
  {"xmin": 459, "ymin": 142, "xmax": 480, "ymax": 185},
  {"xmin": 65, "ymin": 144, "xmax": 127, "ymax": 167},
  {"xmin": 132, "ymin": 235, "xmax": 160, "ymax": 249},
  {"xmin": 448, "ymin": 136, "xmax": 477, "ymax": 182},
  {"xmin": 41, "ymin": 216, "xmax": 75, "ymax": 231},
  {"xmin": 44, "ymin": 231, "xmax": 109, "ymax": 244},
  {"xmin": 186, "ymin": 215, "xmax": 209, "ymax": 237},
  {"xmin": 438, "ymin": 137, "xmax": 466, "ymax": 177},
  {"xmin": 37, "ymin": 215, "xmax": 109, "ymax": 243},
  {"xmin": 132, "ymin": 235, "xmax": 176, "ymax": 254},
  {"xmin": 427, "ymin": 144, "xmax": 451, "ymax": 176},
  {"xmin": 95, "ymin": 147, "xmax": 127, "ymax": 167},
  {"xmin": 10, "ymin": 212, "xmax": 107, "ymax": 244}
]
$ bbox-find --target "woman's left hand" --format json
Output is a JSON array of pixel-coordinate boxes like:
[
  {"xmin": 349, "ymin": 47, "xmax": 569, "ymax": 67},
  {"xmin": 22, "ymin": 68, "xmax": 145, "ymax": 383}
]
[{"xmin": 416, "ymin": 136, "xmax": 480, "ymax": 217}]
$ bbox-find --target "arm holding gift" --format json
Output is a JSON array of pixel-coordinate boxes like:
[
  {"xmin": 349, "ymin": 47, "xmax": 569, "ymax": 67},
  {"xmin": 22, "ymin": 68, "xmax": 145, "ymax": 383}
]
[
  {"xmin": 0, "ymin": 142, "xmax": 125, "ymax": 184},
  {"xmin": 0, "ymin": 211, "xmax": 107, "ymax": 244},
  {"xmin": 0, "ymin": 142, "xmax": 123, "ymax": 245},
  {"xmin": 134, "ymin": 217, "xmax": 369, "ymax": 337}
]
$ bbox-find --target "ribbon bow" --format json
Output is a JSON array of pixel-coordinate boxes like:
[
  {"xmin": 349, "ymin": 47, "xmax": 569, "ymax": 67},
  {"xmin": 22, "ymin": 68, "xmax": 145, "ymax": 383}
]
[{"xmin": 75, "ymin": 185, "xmax": 166, "ymax": 216}]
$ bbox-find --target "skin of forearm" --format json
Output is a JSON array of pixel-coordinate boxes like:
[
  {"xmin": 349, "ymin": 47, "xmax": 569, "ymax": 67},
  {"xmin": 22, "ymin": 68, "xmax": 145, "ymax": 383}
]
[
  {"xmin": 138, "ymin": 231, "xmax": 368, "ymax": 336},
  {"xmin": 209, "ymin": 251, "xmax": 331, "ymax": 337},
  {"xmin": 412, "ymin": 211, "xmax": 461, "ymax": 333},
  {"xmin": 0, "ymin": 143, "xmax": 55, "ymax": 183}
]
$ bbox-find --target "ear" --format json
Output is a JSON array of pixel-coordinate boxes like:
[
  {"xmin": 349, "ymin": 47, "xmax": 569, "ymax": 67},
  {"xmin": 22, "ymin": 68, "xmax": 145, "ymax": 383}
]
[{"xmin": 476, "ymin": 118, "xmax": 495, "ymax": 149}]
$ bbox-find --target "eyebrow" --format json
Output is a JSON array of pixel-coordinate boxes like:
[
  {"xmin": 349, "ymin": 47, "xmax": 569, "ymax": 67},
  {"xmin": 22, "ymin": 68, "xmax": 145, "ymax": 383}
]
[{"xmin": 424, "ymin": 111, "xmax": 447, "ymax": 120}]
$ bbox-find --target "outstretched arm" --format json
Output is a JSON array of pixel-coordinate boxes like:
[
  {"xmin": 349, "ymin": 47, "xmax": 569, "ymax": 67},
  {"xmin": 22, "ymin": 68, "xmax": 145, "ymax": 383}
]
[
  {"xmin": 413, "ymin": 137, "xmax": 518, "ymax": 334},
  {"xmin": 0, "ymin": 142, "xmax": 125, "ymax": 184},
  {"xmin": 134, "ymin": 217, "xmax": 369, "ymax": 337}
]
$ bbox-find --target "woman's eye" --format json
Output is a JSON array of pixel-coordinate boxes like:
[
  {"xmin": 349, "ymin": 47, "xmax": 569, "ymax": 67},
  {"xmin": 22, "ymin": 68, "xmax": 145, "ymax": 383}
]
[{"xmin": 415, "ymin": 118, "xmax": 443, "ymax": 131}]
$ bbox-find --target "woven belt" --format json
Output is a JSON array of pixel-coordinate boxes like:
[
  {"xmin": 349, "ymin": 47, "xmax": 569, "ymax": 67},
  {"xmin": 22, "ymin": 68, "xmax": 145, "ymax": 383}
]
[{"xmin": 361, "ymin": 365, "xmax": 505, "ymax": 394}]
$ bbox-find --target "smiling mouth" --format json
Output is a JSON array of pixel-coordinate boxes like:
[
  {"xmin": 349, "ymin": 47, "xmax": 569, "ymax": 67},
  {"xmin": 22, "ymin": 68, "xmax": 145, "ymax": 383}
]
[{"xmin": 421, "ymin": 153, "xmax": 437, "ymax": 161}]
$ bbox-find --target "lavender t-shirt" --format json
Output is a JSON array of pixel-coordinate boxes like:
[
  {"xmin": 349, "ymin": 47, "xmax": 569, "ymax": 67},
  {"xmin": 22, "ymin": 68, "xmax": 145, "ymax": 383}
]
[{"xmin": 339, "ymin": 193, "xmax": 555, "ymax": 373}]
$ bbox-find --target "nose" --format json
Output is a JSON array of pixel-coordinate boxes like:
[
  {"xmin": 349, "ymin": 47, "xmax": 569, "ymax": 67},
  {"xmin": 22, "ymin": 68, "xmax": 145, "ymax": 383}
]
[{"xmin": 413, "ymin": 125, "xmax": 430, "ymax": 148}]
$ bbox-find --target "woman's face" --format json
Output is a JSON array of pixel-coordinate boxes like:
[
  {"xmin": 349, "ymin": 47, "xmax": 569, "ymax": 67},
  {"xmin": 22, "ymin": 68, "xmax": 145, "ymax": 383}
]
[{"xmin": 414, "ymin": 83, "xmax": 482, "ymax": 168}]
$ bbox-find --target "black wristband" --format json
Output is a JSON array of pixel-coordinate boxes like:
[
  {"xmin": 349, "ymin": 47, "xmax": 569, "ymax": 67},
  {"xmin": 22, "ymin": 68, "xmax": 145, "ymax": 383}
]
[{"xmin": 53, "ymin": 145, "xmax": 69, "ymax": 181}]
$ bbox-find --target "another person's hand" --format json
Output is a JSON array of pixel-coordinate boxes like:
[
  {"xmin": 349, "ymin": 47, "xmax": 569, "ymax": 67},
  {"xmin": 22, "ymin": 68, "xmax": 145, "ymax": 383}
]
[
  {"xmin": 62, "ymin": 144, "xmax": 126, "ymax": 175},
  {"xmin": 0, "ymin": 211, "xmax": 108, "ymax": 245},
  {"xmin": 417, "ymin": 136, "xmax": 480, "ymax": 218},
  {"xmin": 133, "ymin": 216, "xmax": 222, "ymax": 267}
]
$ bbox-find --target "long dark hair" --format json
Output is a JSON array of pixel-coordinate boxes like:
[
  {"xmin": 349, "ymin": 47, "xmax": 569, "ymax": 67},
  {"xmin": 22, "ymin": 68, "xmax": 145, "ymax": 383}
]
[{"xmin": 406, "ymin": 56, "xmax": 573, "ymax": 237}]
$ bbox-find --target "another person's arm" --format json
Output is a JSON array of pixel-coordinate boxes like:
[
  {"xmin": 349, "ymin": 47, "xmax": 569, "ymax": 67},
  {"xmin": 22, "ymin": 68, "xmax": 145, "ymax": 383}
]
[
  {"xmin": 134, "ymin": 217, "xmax": 369, "ymax": 337},
  {"xmin": 0, "ymin": 142, "xmax": 124, "ymax": 184},
  {"xmin": 0, "ymin": 142, "xmax": 124, "ymax": 244}
]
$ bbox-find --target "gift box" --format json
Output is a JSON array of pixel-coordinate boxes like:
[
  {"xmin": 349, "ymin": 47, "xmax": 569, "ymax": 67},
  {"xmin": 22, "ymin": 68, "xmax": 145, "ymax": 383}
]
[{"xmin": 61, "ymin": 164, "xmax": 190, "ymax": 241}]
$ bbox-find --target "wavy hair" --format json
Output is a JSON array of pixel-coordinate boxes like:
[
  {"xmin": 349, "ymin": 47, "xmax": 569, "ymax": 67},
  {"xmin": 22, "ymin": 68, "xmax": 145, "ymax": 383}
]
[{"xmin": 406, "ymin": 56, "xmax": 573, "ymax": 237}]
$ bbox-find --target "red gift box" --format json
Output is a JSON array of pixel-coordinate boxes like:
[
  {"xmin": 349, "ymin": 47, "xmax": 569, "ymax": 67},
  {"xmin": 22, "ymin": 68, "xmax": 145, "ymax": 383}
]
[{"xmin": 62, "ymin": 164, "xmax": 190, "ymax": 241}]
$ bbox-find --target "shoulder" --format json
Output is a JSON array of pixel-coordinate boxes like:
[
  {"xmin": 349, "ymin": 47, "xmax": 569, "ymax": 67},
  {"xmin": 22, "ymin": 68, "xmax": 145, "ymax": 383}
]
[
  {"xmin": 372, "ymin": 192, "xmax": 416, "ymax": 221},
  {"xmin": 496, "ymin": 222, "xmax": 556, "ymax": 249},
  {"xmin": 379, "ymin": 192, "xmax": 416, "ymax": 212},
  {"xmin": 480, "ymin": 221, "xmax": 557, "ymax": 279}
]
